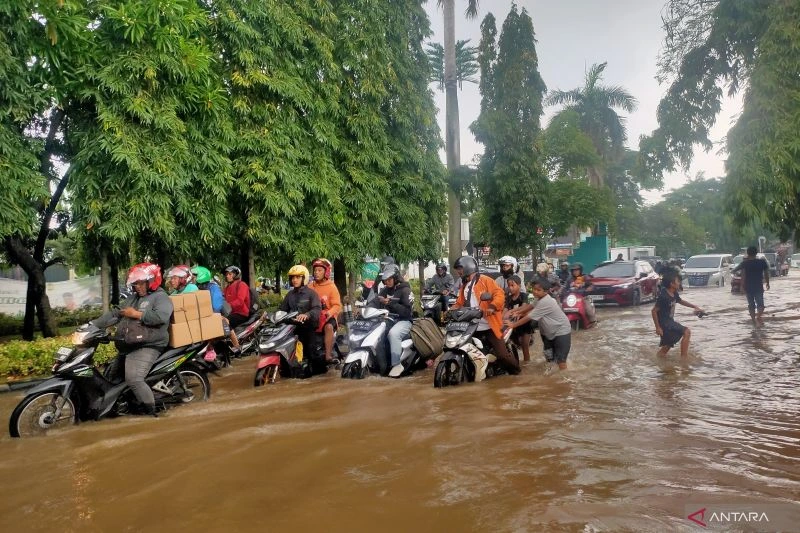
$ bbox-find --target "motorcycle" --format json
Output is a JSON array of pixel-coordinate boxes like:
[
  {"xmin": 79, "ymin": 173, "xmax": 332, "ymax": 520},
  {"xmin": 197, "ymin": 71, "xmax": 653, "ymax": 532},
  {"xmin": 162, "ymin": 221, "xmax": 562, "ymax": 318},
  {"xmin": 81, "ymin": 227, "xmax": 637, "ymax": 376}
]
[
  {"xmin": 340, "ymin": 306, "xmax": 421, "ymax": 379},
  {"xmin": 421, "ymin": 289, "xmax": 456, "ymax": 326},
  {"xmin": 9, "ymin": 324, "xmax": 211, "ymax": 438},
  {"xmin": 253, "ymin": 311, "xmax": 329, "ymax": 386},
  {"xmin": 561, "ymin": 290, "xmax": 597, "ymax": 330},
  {"xmin": 433, "ymin": 296, "xmax": 514, "ymax": 388}
]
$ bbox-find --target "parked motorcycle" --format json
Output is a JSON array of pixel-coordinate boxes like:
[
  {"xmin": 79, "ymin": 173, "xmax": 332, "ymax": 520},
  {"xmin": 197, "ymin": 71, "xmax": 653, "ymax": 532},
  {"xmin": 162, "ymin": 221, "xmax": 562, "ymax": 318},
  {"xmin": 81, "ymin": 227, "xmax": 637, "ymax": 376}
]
[
  {"xmin": 561, "ymin": 290, "xmax": 597, "ymax": 330},
  {"xmin": 340, "ymin": 306, "xmax": 421, "ymax": 379},
  {"xmin": 433, "ymin": 298, "xmax": 513, "ymax": 388},
  {"xmin": 9, "ymin": 324, "xmax": 211, "ymax": 438},
  {"xmin": 253, "ymin": 311, "xmax": 329, "ymax": 386}
]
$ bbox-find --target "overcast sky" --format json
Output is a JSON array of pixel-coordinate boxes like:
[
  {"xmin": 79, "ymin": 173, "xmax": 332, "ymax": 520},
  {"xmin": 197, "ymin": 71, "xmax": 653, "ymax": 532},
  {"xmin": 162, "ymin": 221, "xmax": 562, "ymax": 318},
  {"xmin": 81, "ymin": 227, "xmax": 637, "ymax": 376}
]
[{"xmin": 423, "ymin": 0, "xmax": 742, "ymax": 204}]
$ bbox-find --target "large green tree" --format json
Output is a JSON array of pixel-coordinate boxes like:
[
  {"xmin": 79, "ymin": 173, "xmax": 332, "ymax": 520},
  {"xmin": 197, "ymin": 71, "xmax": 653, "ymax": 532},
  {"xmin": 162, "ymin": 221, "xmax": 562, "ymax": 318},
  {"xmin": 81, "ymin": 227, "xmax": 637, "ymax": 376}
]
[
  {"xmin": 642, "ymin": 0, "xmax": 799, "ymax": 240},
  {"xmin": 471, "ymin": 6, "xmax": 547, "ymax": 255}
]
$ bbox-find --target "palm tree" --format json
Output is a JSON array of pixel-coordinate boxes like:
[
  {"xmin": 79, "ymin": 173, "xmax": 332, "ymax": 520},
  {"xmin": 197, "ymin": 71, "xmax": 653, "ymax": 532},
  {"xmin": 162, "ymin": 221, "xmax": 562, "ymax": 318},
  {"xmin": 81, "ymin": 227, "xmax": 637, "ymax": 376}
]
[
  {"xmin": 426, "ymin": 40, "xmax": 479, "ymax": 91},
  {"xmin": 546, "ymin": 62, "xmax": 637, "ymax": 187},
  {"xmin": 440, "ymin": 0, "xmax": 479, "ymax": 265}
]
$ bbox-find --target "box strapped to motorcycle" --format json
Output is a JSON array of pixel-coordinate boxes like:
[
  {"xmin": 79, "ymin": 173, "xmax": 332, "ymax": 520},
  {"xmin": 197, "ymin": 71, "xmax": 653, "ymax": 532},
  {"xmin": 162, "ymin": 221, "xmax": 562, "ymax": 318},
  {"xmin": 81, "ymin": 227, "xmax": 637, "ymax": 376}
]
[{"xmin": 410, "ymin": 317, "xmax": 444, "ymax": 359}]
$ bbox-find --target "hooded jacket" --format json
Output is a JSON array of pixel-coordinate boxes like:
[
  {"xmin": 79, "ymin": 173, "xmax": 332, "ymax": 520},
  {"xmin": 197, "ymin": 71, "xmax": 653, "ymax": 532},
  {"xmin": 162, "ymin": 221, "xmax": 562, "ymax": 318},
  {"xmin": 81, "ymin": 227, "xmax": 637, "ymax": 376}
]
[
  {"xmin": 308, "ymin": 278, "xmax": 342, "ymax": 318},
  {"xmin": 456, "ymin": 274, "xmax": 505, "ymax": 339},
  {"xmin": 373, "ymin": 280, "xmax": 412, "ymax": 320}
]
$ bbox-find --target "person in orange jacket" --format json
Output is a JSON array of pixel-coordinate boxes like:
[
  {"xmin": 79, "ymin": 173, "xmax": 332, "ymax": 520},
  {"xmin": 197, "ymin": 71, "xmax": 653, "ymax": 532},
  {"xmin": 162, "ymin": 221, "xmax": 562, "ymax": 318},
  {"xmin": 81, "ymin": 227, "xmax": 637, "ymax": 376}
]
[
  {"xmin": 308, "ymin": 258, "xmax": 342, "ymax": 363},
  {"xmin": 451, "ymin": 256, "xmax": 520, "ymax": 375}
]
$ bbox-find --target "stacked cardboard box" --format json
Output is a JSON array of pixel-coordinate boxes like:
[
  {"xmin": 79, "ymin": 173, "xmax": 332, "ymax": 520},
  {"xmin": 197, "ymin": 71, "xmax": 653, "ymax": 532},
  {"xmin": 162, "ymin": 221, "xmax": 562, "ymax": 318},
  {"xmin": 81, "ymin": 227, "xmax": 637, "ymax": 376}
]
[{"xmin": 168, "ymin": 291, "xmax": 226, "ymax": 347}]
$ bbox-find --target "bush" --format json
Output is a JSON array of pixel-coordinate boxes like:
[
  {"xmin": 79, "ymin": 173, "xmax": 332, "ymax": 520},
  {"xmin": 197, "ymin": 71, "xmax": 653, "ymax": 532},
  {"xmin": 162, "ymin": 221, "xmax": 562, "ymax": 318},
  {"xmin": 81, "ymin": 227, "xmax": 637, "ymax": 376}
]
[
  {"xmin": 0, "ymin": 336, "xmax": 116, "ymax": 381},
  {"xmin": 257, "ymin": 292, "xmax": 284, "ymax": 312},
  {"xmin": 0, "ymin": 305, "xmax": 102, "ymax": 338}
]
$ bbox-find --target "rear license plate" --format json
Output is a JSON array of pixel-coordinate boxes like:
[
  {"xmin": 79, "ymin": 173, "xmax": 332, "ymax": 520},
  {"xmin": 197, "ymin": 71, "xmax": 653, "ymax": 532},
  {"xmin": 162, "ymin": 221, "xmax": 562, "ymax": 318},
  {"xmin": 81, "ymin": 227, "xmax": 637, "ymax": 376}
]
[
  {"xmin": 56, "ymin": 347, "xmax": 73, "ymax": 361},
  {"xmin": 447, "ymin": 322, "xmax": 469, "ymax": 333},
  {"xmin": 587, "ymin": 295, "xmax": 604, "ymax": 302},
  {"xmin": 351, "ymin": 320, "xmax": 372, "ymax": 329}
]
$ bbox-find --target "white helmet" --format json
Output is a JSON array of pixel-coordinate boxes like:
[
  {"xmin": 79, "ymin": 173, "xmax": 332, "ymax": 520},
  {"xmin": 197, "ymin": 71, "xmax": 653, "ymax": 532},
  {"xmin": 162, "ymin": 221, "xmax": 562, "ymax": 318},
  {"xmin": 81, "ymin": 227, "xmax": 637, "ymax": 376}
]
[
  {"xmin": 536, "ymin": 262, "xmax": 549, "ymax": 275},
  {"xmin": 498, "ymin": 255, "xmax": 518, "ymax": 273}
]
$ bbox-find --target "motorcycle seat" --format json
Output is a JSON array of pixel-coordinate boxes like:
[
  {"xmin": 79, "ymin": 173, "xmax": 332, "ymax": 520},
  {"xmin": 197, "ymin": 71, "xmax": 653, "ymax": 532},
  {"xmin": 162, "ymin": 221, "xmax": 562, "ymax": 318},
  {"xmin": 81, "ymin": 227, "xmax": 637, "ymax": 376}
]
[{"xmin": 234, "ymin": 313, "xmax": 261, "ymax": 333}]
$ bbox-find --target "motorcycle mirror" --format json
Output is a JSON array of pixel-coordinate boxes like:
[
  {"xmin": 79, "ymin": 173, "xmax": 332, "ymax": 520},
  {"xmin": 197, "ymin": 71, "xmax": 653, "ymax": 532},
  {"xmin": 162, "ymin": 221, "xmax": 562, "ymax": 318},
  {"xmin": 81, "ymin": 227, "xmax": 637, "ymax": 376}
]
[{"xmin": 480, "ymin": 292, "xmax": 493, "ymax": 301}]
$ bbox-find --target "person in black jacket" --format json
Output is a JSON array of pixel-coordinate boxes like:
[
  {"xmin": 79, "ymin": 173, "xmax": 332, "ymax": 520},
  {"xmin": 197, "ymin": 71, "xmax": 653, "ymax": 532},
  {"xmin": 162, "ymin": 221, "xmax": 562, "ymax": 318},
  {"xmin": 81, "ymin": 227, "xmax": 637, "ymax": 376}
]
[
  {"xmin": 370, "ymin": 264, "xmax": 412, "ymax": 373},
  {"xmin": 279, "ymin": 264, "xmax": 321, "ymax": 352}
]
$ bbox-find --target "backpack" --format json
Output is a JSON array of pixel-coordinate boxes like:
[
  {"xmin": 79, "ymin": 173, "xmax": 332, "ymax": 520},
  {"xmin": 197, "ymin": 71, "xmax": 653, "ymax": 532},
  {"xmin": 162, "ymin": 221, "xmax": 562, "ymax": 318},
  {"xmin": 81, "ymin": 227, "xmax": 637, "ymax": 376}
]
[
  {"xmin": 249, "ymin": 285, "xmax": 260, "ymax": 315},
  {"xmin": 410, "ymin": 317, "xmax": 444, "ymax": 359}
]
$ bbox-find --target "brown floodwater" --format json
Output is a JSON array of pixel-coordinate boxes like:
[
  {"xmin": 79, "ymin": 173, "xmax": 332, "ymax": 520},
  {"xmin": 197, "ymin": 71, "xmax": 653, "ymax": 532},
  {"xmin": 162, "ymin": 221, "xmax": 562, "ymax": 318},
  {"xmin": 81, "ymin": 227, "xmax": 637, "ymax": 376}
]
[{"xmin": 1, "ymin": 277, "xmax": 799, "ymax": 532}]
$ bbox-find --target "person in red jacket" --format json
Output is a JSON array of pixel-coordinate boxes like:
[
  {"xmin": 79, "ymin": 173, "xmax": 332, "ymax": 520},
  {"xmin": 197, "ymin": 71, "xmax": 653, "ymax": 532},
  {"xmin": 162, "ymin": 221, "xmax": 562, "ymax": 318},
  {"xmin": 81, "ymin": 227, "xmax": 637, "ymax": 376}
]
[{"xmin": 223, "ymin": 265, "xmax": 250, "ymax": 328}]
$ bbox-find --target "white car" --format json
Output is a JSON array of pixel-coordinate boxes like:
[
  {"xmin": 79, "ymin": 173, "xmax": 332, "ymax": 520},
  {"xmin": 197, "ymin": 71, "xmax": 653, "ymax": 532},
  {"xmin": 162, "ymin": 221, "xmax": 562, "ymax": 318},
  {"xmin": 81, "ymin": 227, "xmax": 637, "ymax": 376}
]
[
  {"xmin": 791, "ymin": 253, "xmax": 800, "ymax": 269},
  {"xmin": 683, "ymin": 254, "xmax": 733, "ymax": 287}
]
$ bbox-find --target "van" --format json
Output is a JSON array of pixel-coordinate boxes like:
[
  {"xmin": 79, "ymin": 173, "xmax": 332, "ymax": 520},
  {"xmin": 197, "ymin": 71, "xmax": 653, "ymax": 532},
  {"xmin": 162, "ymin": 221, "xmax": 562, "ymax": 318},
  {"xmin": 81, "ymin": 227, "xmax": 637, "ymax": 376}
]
[{"xmin": 683, "ymin": 254, "xmax": 733, "ymax": 287}]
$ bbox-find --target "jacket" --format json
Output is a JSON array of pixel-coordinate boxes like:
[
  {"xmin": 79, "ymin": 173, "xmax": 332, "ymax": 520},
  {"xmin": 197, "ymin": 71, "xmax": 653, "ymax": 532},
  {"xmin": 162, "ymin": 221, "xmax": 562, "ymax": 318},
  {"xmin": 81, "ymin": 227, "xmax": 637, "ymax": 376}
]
[
  {"xmin": 279, "ymin": 286, "xmax": 321, "ymax": 325},
  {"xmin": 455, "ymin": 274, "xmax": 505, "ymax": 338},
  {"xmin": 207, "ymin": 282, "xmax": 225, "ymax": 313},
  {"xmin": 425, "ymin": 273, "xmax": 454, "ymax": 293},
  {"xmin": 224, "ymin": 279, "xmax": 250, "ymax": 317},
  {"xmin": 308, "ymin": 279, "xmax": 342, "ymax": 318},
  {"xmin": 91, "ymin": 288, "xmax": 173, "ymax": 352},
  {"xmin": 372, "ymin": 280, "xmax": 412, "ymax": 320}
]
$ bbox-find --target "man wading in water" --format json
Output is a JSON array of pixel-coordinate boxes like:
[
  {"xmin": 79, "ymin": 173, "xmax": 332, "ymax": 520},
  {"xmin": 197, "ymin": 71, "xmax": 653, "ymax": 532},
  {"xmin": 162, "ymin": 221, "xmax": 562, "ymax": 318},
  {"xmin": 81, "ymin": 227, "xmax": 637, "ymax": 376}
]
[{"xmin": 732, "ymin": 245, "xmax": 770, "ymax": 327}]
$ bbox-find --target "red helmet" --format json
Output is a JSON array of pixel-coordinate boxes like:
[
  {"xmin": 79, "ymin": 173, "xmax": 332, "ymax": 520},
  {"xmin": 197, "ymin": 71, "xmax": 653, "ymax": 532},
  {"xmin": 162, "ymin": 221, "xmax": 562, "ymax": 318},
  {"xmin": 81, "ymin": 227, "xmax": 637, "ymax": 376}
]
[
  {"xmin": 126, "ymin": 263, "xmax": 162, "ymax": 292},
  {"xmin": 311, "ymin": 258, "xmax": 332, "ymax": 280},
  {"xmin": 167, "ymin": 264, "xmax": 191, "ymax": 290}
]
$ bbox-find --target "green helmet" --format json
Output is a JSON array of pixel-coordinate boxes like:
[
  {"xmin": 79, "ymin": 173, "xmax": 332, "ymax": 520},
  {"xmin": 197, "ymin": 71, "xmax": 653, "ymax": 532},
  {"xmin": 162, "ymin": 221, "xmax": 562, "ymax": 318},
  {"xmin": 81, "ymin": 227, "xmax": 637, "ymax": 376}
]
[{"xmin": 191, "ymin": 266, "xmax": 212, "ymax": 284}]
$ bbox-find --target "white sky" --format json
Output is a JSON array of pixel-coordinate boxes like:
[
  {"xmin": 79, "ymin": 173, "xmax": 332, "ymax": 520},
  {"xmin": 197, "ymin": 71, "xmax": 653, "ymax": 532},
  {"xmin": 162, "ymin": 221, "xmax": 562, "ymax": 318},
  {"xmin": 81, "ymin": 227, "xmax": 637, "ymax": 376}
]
[{"xmin": 423, "ymin": 0, "xmax": 742, "ymax": 204}]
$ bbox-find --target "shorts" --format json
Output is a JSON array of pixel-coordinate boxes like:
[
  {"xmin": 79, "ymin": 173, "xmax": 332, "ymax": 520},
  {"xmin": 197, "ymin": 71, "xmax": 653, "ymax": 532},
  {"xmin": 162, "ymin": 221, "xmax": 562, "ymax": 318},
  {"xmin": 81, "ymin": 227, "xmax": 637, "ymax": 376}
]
[
  {"xmin": 745, "ymin": 291, "xmax": 765, "ymax": 312},
  {"xmin": 541, "ymin": 333, "xmax": 571, "ymax": 364},
  {"xmin": 511, "ymin": 321, "xmax": 534, "ymax": 338},
  {"xmin": 316, "ymin": 313, "xmax": 338, "ymax": 334},
  {"xmin": 659, "ymin": 323, "xmax": 686, "ymax": 347},
  {"xmin": 228, "ymin": 313, "xmax": 249, "ymax": 329}
]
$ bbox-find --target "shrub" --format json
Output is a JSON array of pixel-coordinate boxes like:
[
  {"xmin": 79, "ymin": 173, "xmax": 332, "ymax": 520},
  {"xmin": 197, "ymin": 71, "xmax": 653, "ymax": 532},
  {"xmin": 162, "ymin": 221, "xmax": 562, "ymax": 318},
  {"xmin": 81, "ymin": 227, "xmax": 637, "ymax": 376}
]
[
  {"xmin": 0, "ymin": 305, "xmax": 102, "ymax": 338},
  {"xmin": 257, "ymin": 292, "xmax": 284, "ymax": 312},
  {"xmin": 0, "ymin": 336, "xmax": 116, "ymax": 380}
]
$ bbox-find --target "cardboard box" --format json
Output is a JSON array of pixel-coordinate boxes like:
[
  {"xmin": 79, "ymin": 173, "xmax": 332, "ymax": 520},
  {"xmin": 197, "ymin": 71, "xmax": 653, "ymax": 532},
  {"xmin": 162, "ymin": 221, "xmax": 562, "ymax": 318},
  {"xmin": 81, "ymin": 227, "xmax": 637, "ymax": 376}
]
[
  {"xmin": 170, "ymin": 294, "xmax": 188, "ymax": 324},
  {"xmin": 195, "ymin": 290, "xmax": 213, "ymax": 318},
  {"xmin": 169, "ymin": 322, "xmax": 193, "ymax": 347},
  {"xmin": 183, "ymin": 296, "xmax": 200, "ymax": 321},
  {"xmin": 187, "ymin": 319, "xmax": 202, "ymax": 342},
  {"xmin": 199, "ymin": 313, "xmax": 225, "ymax": 340}
]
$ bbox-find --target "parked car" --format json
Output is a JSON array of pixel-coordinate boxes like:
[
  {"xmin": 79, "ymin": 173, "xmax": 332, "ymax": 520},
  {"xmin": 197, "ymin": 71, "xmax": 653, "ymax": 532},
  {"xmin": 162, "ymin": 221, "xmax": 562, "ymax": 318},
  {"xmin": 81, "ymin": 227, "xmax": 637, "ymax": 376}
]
[
  {"xmin": 585, "ymin": 260, "xmax": 659, "ymax": 306},
  {"xmin": 791, "ymin": 253, "xmax": 800, "ymax": 269},
  {"xmin": 683, "ymin": 254, "xmax": 732, "ymax": 287},
  {"xmin": 761, "ymin": 252, "xmax": 789, "ymax": 277}
]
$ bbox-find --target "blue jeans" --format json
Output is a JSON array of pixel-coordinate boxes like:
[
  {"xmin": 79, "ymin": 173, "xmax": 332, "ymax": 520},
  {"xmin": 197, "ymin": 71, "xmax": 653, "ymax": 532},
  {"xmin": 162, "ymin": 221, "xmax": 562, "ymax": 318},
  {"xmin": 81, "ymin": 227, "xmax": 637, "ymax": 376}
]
[
  {"xmin": 746, "ymin": 291, "xmax": 765, "ymax": 313},
  {"xmin": 387, "ymin": 320, "xmax": 412, "ymax": 367}
]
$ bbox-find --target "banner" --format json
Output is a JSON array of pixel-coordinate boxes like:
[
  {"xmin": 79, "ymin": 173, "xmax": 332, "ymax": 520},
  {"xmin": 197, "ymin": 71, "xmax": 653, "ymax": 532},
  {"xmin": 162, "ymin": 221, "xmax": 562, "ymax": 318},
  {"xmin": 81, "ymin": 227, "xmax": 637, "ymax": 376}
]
[{"xmin": 0, "ymin": 276, "xmax": 102, "ymax": 316}]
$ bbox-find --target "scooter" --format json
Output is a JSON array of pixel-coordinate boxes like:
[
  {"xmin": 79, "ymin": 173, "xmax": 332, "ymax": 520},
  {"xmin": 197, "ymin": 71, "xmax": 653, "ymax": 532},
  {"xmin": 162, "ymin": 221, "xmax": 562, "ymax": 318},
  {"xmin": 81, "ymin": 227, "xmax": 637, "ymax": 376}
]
[
  {"xmin": 253, "ymin": 311, "xmax": 328, "ymax": 386},
  {"xmin": 421, "ymin": 290, "xmax": 456, "ymax": 326},
  {"xmin": 9, "ymin": 324, "xmax": 211, "ymax": 438},
  {"xmin": 340, "ymin": 307, "xmax": 421, "ymax": 379},
  {"xmin": 433, "ymin": 298, "xmax": 513, "ymax": 388},
  {"xmin": 561, "ymin": 290, "xmax": 597, "ymax": 330}
]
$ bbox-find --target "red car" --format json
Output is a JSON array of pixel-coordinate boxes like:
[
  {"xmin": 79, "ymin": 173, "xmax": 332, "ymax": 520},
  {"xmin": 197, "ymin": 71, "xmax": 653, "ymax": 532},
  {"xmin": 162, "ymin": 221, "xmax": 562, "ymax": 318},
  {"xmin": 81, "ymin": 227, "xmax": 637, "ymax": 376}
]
[{"xmin": 585, "ymin": 260, "xmax": 660, "ymax": 306}]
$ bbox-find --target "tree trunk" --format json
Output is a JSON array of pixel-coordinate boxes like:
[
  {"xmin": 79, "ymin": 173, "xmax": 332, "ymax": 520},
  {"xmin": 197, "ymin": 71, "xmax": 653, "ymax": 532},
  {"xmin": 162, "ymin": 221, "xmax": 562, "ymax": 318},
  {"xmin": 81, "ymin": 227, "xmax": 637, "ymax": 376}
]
[
  {"xmin": 110, "ymin": 253, "xmax": 120, "ymax": 305},
  {"xmin": 239, "ymin": 245, "xmax": 250, "ymax": 285},
  {"xmin": 444, "ymin": 0, "xmax": 462, "ymax": 266},
  {"xmin": 333, "ymin": 258, "xmax": 347, "ymax": 299},
  {"xmin": 275, "ymin": 265, "xmax": 281, "ymax": 294},
  {"xmin": 417, "ymin": 259, "xmax": 426, "ymax": 302},
  {"xmin": 4, "ymin": 237, "xmax": 59, "ymax": 339},
  {"xmin": 247, "ymin": 243, "xmax": 255, "ymax": 288},
  {"xmin": 348, "ymin": 269, "xmax": 357, "ymax": 305},
  {"xmin": 100, "ymin": 248, "xmax": 110, "ymax": 312}
]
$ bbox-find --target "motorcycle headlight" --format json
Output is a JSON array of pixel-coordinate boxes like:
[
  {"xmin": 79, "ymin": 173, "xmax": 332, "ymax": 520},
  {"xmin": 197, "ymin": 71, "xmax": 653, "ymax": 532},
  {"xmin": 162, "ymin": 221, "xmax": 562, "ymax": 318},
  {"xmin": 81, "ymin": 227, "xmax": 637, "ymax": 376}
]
[
  {"xmin": 445, "ymin": 333, "xmax": 468, "ymax": 349},
  {"xmin": 71, "ymin": 330, "xmax": 91, "ymax": 345},
  {"xmin": 613, "ymin": 283, "xmax": 632, "ymax": 289},
  {"xmin": 565, "ymin": 294, "xmax": 577, "ymax": 307}
]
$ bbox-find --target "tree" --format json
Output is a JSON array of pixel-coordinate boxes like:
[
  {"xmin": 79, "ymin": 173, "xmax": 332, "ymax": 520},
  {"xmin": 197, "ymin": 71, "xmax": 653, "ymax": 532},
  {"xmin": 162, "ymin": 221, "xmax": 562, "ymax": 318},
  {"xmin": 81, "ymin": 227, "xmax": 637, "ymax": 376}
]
[
  {"xmin": 546, "ymin": 62, "xmax": 638, "ymax": 187},
  {"xmin": 439, "ymin": 0, "xmax": 479, "ymax": 265},
  {"xmin": 642, "ymin": 0, "xmax": 800, "ymax": 240},
  {"xmin": 471, "ymin": 6, "xmax": 548, "ymax": 255},
  {"xmin": 426, "ymin": 39, "xmax": 479, "ymax": 91}
]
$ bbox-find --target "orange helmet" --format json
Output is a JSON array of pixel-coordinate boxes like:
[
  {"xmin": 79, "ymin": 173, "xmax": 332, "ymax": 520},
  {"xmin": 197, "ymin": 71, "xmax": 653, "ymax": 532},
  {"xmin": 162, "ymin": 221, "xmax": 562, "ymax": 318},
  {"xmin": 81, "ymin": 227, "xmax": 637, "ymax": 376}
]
[{"xmin": 311, "ymin": 258, "xmax": 332, "ymax": 280}]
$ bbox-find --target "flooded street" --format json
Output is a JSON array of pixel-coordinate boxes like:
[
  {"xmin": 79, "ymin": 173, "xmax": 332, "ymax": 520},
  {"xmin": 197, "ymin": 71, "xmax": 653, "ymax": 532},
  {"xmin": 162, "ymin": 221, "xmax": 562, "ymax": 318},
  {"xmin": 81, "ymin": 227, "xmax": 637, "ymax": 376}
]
[{"xmin": 1, "ymin": 278, "xmax": 799, "ymax": 532}]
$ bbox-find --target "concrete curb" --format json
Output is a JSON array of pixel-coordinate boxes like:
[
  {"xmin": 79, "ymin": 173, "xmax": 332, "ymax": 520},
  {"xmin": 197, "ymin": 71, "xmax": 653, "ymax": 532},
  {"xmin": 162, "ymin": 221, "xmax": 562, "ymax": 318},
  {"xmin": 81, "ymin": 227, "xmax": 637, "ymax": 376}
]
[{"xmin": 0, "ymin": 379, "xmax": 45, "ymax": 393}]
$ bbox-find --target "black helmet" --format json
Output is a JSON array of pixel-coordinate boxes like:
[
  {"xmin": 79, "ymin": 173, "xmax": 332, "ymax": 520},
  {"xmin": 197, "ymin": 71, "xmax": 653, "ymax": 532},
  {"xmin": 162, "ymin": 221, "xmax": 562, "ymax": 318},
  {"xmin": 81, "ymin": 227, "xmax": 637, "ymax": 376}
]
[
  {"xmin": 379, "ymin": 255, "xmax": 396, "ymax": 268},
  {"xmin": 570, "ymin": 262, "xmax": 584, "ymax": 273},
  {"xmin": 436, "ymin": 262, "xmax": 447, "ymax": 272},
  {"xmin": 224, "ymin": 265, "xmax": 241, "ymax": 279},
  {"xmin": 560, "ymin": 262, "xmax": 569, "ymax": 269},
  {"xmin": 380, "ymin": 263, "xmax": 401, "ymax": 281},
  {"xmin": 453, "ymin": 256, "xmax": 478, "ymax": 282}
]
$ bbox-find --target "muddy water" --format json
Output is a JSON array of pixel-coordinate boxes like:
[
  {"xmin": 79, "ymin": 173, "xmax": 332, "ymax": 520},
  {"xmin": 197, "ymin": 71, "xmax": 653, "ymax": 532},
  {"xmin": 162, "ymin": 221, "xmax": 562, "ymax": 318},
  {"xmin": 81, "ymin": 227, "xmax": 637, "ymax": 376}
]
[{"xmin": 1, "ymin": 278, "xmax": 799, "ymax": 532}]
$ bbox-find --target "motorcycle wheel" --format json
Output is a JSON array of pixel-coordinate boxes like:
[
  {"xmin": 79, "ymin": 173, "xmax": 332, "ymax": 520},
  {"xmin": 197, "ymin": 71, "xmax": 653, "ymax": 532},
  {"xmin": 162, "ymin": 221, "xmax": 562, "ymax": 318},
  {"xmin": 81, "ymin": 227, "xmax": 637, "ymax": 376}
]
[
  {"xmin": 175, "ymin": 369, "xmax": 210, "ymax": 402},
  {"xmin": 9, "ymin": 392, "xmax": 77, "ymax": 438},
  {"xmin": 433, "ymin": 359, "xmax": 463, "ymax": 388},
  {"xmin": 571, "ymin": 319, "xmax": 580, "ymax": 331},
  {"xmin": 341, "ymin": 361, "xmax": 368, "ymax": 379},
  {"xmin": 253, "ymin": 365, "xmax": 277, "ymax": 387}
]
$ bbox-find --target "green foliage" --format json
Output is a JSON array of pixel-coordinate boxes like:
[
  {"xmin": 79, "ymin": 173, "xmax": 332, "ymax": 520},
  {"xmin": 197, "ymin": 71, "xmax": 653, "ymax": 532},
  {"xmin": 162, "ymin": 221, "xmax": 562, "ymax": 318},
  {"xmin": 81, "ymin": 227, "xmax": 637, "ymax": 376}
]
[
  {"xmin": 0, "ymin": 336, "xmax": 116, "ymax": 380},
  {"xmin": 636, "ymin": 203, "xmax": 707, "ymax": 258},
  {"xmin": 471, "ymin": 5, "xmax": 548, "ymax": 255}
]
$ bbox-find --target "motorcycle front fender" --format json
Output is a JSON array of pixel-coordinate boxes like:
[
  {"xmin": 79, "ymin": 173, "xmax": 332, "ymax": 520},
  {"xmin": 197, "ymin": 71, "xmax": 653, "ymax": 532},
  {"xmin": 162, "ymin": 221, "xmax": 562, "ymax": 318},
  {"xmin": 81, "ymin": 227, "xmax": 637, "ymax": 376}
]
[
  {"xmin": 344, "ymin": 350, "xmax": 370, "ymax": 367},
  {"xmin": 257, "ymin": 354, "xmax": 282, "ymax": 369},
  {"xmin": 22, "ymin": 377, "xmax": 75, "ymax": 400}
]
